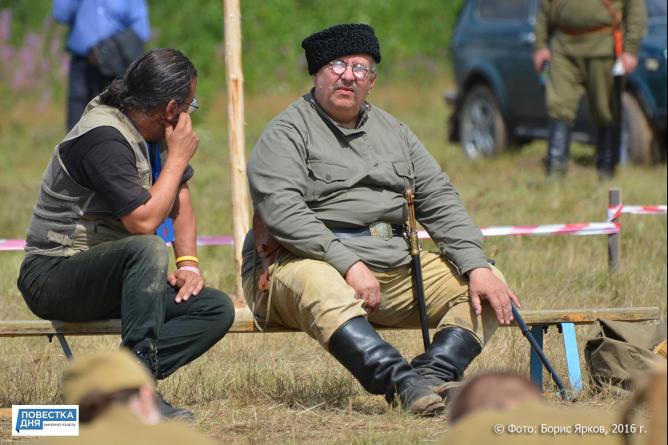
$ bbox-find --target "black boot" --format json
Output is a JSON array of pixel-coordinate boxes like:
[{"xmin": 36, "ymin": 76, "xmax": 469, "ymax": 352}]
[
  {"xmin": 131, "ymin": 339, "xmax": 194, "ymax": 422},
  {"xmin": 328, "ymin": 317, "xmax": 444, "ymax": 416},
  {"xmin": 410, "ymin": 327, "xmax": 482, "ymax": 400},
  {"xmin": 596, "ymin": 125, "xmax": 621, "ymax": 180},
  {"xmin": 545, "ymin": 120, "xmax": 572, "ymax": 176}
]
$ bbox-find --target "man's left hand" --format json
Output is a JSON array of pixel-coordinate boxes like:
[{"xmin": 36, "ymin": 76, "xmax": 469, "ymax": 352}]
[
  {"xmin": 467, "ymin": 267, "xmax": 521, "ymax": 325},
  {"xmin": 168, "ymin": 268, "xmax": 205, "ymax": 303}
]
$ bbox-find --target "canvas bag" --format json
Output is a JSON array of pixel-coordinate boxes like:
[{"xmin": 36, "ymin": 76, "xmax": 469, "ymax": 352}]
[{"xmin": 585, "ymin": 319, "xmax": 666, "ymax": 390}]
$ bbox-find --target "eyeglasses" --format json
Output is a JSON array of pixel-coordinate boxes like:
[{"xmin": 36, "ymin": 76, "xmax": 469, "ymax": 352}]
[
  {"xmin": 328, "ymin": 60, "xmax": 374, "ymax": 80},
  {"xmin": 187, "ymin": 97, "xmax": 200, "ymax": 114}
]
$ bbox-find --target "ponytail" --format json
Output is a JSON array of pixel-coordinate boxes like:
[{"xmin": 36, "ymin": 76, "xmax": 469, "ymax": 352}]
[{"xmin": 99, "ymin": 48, "xmax": 197, "ymax": 113}]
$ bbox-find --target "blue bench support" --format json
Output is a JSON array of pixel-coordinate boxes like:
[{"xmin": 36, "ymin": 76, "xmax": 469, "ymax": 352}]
[
  {"xmin": 529, "ymin": 322, "xmax": 582, "ymax": 394},
  {"xmin": 529, "ymin": 325, "xmax": 544, "ymax": 390},
  {"xmin": 561, "ymin": 322, "xmax": 583, "ymax": 392}
]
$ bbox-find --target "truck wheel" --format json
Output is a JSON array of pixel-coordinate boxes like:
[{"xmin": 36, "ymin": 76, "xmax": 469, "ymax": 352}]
[
  {"xmin": 459, "ymin": 85, "xmax": 508, "ymax": 159},
  {"xmin": 622, "ymin": 92, "xmax": 657, "ymax": 165}
]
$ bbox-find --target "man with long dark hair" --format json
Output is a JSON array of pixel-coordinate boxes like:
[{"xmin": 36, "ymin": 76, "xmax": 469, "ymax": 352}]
[{"xmin": 18, "ymin": 48, "xmax": 235, "ymax": 420}]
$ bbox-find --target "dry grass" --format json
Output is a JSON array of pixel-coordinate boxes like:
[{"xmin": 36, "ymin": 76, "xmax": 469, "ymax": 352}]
[{"xmin": 0, "ymin": 79, "xmax": 665, "ymax": 444}]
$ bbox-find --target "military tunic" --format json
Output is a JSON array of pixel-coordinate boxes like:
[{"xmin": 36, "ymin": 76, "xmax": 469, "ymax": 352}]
[
  {"xmin": 242, "ymin": 90, "xmax": 500, "ymax": 347},
  {"xmin": 534, "ymin": 0, "xmax": 647, "ymax": 124}
]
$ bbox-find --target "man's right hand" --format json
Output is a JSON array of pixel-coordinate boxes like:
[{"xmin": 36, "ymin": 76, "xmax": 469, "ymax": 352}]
[
  {"xmin": 165, "ymin": 112, "xmax": 199, "ymax": 163},
  {"xmin": 532, "ymin": 48, "xmax": 551, "ymax": 73},
  {"xmin": 345, "ymin": 261, "xmax": 381, "ymax": 313}
]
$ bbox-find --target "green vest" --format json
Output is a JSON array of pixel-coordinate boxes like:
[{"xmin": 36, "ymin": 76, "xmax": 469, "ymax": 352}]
[{"xmin": 25, "ymin": 97, "xmax": 153, "ymax": 257}]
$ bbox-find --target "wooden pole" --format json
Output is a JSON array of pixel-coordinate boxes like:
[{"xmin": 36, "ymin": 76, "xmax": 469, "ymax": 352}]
[
  {"xmin": 608, "ymin": 187, "xmax": 621, "ymax": 273},
  {"xmin": 223, "ymin": 0, "xmax": 250, "ymax": 306}
]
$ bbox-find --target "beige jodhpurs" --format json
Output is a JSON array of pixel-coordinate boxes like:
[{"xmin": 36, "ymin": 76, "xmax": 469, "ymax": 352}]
[{"xmin": 243, "ymin": 251, "xmax": 503, "ymax": 348}]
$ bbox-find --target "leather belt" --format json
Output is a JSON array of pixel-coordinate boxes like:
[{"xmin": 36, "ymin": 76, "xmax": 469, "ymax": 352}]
[
  {"xmin": 558, "ymin": 24, "xmax": 613, "ymax": 36},
  {"xmin": 331, "ymin": 222, "xmax": 404, "ymax": 241}
]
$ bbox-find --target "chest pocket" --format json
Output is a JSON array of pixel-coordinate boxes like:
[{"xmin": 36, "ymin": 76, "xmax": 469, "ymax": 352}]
[
  {"xmin": 306, "ymin": 161, "xmax": 349, "ymax": 201},
  {"xmin": 391, "ymin": 160, "xmax": 415, "ymax": 191}
]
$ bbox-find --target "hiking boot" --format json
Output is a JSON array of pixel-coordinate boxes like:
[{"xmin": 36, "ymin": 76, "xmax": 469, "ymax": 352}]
[
  {"xmin": 131, "ymin": 339, "xmax": 159, "ymax": 376},
  {"xmin": 131, "ymin": 339, "xmax": 194, "ymax": 421},
  {"xmin": 156, "ymin": 392, "xmax": 194, "ymax": 422}
]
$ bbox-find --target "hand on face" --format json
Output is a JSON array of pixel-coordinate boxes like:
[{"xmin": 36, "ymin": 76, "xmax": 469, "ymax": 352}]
[{"xmin": 164, "ymin": 112, "xmax": 199, "ymax": 163}]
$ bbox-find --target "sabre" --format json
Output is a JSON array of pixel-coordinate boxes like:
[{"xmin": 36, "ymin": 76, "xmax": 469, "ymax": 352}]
[{"xmin": 404, "ymin": 187, "xmax": 431, "ymax": 351}]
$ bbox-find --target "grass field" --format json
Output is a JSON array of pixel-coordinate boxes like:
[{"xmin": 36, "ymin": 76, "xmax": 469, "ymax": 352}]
[{"xmin": 0, "ymin": 78, "xmax": 666, "ymax": 444}]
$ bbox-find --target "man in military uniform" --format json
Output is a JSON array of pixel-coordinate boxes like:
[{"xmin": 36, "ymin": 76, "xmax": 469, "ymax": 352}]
[
  {"xmin": 243, "ymin": 24, "xmax": 520, "ymax": 416},
  {"xmin": 33, "ymin": 350, "xmax": 217, "ymax": 445},
  {"xmin": 533, "ymin": 0, "xmax": 647, "ymax": 178}
]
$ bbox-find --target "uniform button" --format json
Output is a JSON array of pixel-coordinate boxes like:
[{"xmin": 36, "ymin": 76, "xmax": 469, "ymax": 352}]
[{"xmin": 325, "ymin": 174, "xmax": 332, "ymax": 181}]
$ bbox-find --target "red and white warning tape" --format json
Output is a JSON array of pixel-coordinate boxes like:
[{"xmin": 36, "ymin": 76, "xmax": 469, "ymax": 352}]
[
  {"xmin": 418, "ymin": 222, "xmax": 620, "ymax": 239},
  {"xmin": 1, "ymin": 205, "xmax": 663, "ymax": 252},
  {"xmin": 608, "ymin": 205, "xmax": 667, "ymax": 221}
]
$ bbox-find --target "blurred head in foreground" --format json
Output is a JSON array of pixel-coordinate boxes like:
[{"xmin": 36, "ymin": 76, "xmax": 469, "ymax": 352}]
[
  {"xmin": 447, "ymin": 370, "xmax": 541, "ymax": 424},
  {"xmin": 62, "ymin": 349, "xmax": 160, "ymax": 425}
]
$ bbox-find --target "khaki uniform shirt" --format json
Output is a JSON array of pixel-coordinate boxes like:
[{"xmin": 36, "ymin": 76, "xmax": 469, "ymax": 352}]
[
  {"xmin": 534, "ymin": 0, "xmax": 647, "ymax": 57},
  {"xmin": 245, "ymin": 90, "xmax": 487, "ymax": 277}
]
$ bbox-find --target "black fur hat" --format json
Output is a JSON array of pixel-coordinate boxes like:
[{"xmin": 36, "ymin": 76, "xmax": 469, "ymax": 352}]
[{"xmin": 301, "ymin": 24, "xmax": 381, "ymax": 75}]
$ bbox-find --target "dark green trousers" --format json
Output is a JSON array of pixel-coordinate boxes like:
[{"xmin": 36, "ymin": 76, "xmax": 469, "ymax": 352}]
[
  {"xmin": 17, "ymin": 235, "xmax": 235, "ymax": 379},
  {"xmin": 547, "ymin": 50, "xmax": 619, "ymax": 126}
]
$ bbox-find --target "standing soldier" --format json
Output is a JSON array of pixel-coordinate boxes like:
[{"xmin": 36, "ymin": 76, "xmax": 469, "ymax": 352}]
[{"xmin": 533, "ymin": 0, "xmax": 647, "ymax": 179}]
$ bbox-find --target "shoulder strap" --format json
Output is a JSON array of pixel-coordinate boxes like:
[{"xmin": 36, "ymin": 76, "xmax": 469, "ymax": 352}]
[
  {"xmin": 601, "ymin": 0, "xmax": 624, "ymax": 57},
  {"xmin": 600, "ymin": 0, "xmax": 621, "ymax": 29}
]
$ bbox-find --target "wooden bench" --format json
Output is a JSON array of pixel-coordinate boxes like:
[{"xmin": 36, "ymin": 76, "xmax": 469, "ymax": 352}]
[{"xmin": 0, "ymin": 306, "xmax": 661, "ymax": 394}]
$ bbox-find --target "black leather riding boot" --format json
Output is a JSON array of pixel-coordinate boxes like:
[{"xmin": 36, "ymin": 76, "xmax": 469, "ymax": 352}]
[
  {"xmin": 546, "ymin": 120, "xmax": 572, "ymax": 176},
  {"xmin": 410, "ymin": 327, "xmax": 482, "ymax": 399},
  {"xmin": 328, "ymin": 316, "xmax": 445, "ymax": 416},
  {"xmin": 131, "ymin": 339, "xmax": 194, "ymax": 422},
  {"xmin": 596, "ymin": 125, "xmax": 621, "ymax": 180}
]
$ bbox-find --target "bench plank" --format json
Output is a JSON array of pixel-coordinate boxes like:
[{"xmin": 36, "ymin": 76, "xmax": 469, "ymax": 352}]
[
  {"xmin": 0, "ymin": 306, "xmax": 660, "ymax": 337},
  {"xmin": 517, "ymin": 307, "xmax": 661, "ymax": 325}
]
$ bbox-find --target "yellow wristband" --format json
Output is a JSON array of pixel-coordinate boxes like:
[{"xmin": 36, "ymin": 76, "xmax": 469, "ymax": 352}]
[{"xmin": 175, "ymin": 255, "xmax": 199, "ymax": 264}]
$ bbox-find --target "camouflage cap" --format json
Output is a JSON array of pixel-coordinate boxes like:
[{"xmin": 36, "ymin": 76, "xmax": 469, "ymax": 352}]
[{"xmin": 62, "ymin": 349, "xmax": 154, "ymax": 404}]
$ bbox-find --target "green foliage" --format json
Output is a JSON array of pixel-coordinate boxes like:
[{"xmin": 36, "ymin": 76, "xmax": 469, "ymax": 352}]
[
  {"xmin": 2, "ymin": 0, "xmax": 465, "ymax": 96},
  {"xmin": 239, "ymin": 0, "xmax": 465, "ymax": 90},
  {"xmin": 0, "ymin": 0, "xmax": 52, "ymax": 45}
]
